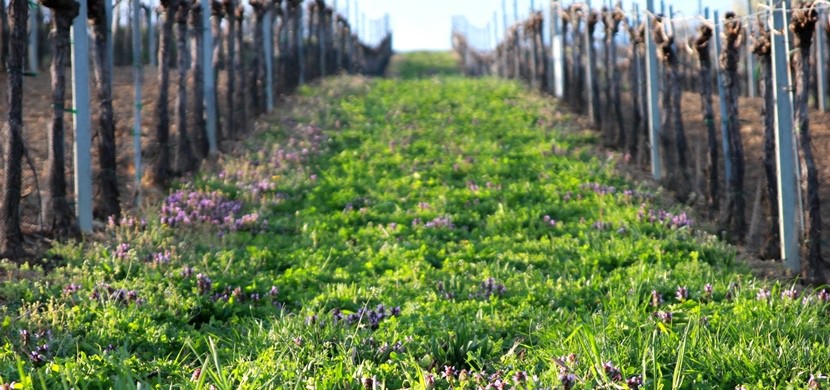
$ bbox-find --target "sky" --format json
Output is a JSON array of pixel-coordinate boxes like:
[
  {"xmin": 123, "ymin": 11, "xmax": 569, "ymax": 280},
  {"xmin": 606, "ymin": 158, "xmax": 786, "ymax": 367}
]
[{"xmin": 341, "ymin": 0, "xmax": 744, "ymax": 52}]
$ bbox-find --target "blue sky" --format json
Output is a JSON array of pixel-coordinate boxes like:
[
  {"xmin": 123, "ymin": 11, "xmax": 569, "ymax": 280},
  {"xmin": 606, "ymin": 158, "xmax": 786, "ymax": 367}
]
[{"xmin": 339, "ymin": 0, "xmax": 743, "ymax": 52}]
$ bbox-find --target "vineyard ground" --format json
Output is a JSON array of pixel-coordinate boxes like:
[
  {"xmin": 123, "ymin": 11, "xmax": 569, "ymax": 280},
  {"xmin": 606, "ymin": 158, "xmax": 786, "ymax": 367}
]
[
  {"xmin": 590, "ymin": 85, "xmax": 830, "ymax": 272},
  {"xmin": 0, "ymin": 67, "xmax": 258, "ymax": 237},
  {"xmin": 0, "ymin": 53, "xmax": 828, "ymax": 388}
]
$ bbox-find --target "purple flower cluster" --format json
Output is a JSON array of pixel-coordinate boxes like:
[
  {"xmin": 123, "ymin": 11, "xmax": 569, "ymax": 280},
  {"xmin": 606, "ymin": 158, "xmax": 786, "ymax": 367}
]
[
  {"xmin": 627, "ymin": 375, "xmax": 644, "ymax": 389},
  {"xmin": 424, "ymin": 367, "xmax": 534, "ymax": 389},
  {"xmin": 756, "ymin": 288, "xmax": 771, "ymax": 301},
  {"xmin": 413, "ymin": 215, "xmax": 454, "ymax": 229},
  {"xmin": 160, "ymin": 190, "xmax": 266, "ymax": 233},
  {"xmin": 638, "ymin": 206, "xmax": 693, "ymax": 228},
  {"xmin": 161, "ymin": 190, "xmax": 242, "ymax": 227},
  {"xmin": 330, "ymin": 304, "xmax": 401, "ymax": 331},
  {"xmin": 477, "ymin": 277, "xmax": 506, "ymax": 299},
  {"xmin": 542, "ymin": 215, "xmax": 557, "ymax": 227},
  {"xmin": 63, "ymin": 283, "xmax": 82, "ymax": 295},
  {"xmin": 107, "ymin": 215, "xmax": 147, "ymax": 229},
  {"xmin": 653, "ymin": 311, "xmax": 672, "ymax": 324},
  {"xmin": 651, "ymin": 290, "xmax": 663, "ymax": 307},
  {"xmin": 196, "ymin": 274, "xmax": 213, "ymax": 294},
  {"xmin": 602, "ymin": 361, "xmax": 623, "ymax": 381},
  {"xmin": 676, "ymin": 286, "xmax": 688, "ymax": 302},
  {"xmin": 245, "ymin": 179, "xmax": 277, "ymax": 197},
  {"xmin": 114, "ymin": 243, "xmax": 131, "ymax": 260},
  {"xmin": 782, "ymin": 288, "xmax": 800, "ymax": 300},
  {"xmin": 556, "ymin": 353, "xmax": 579, "ymax": 390},
  {"xmin": 89, "ymin": 283, "xmax": 141, "ymax": 305},
  {"xmin": 151, "ymin": 250, "xmax": 172, "ymax": 265},
  {"xmin": 582, "ymin": 182, "xmax": 617, "ymax": 196}
]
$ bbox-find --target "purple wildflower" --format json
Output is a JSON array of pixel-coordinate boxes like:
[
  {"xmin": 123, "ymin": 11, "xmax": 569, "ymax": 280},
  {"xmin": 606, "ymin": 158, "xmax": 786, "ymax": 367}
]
[
  {"xmin": 651, "ymin": 290, "xmax": 663, "ymax": 307},
  {"xmin": 676, "ymin": 286, "xmax": 688, "ymax": 301},
  {"xmin": 704, "ymin": 283, "xmax": 713, "ymax": 298},
  {"xmin": 63, "ymin": 284, "xmax": 82, "ymax": 295},
  {"xmin": 114, "ymin": 243, "xmax": 131, "ymax": 260},
  {"xmin": 782, "ymin": 288, "xmax": 799, "ymax": 300},
  {"xmin": 512, "ymin": 371, "xmax": 528, "ymax": 383},
  {"xmin": 602, "ymin": 361, "xmax": 623, "ymax": 381},
  {"xmin": 441, "ymin": 365, "xmax": 456, "ymax": 380},
  {"xmin": 756, "ymin": 288, "xmax": 771, "ymax": 301},
  {"xmin": 196, "ymin": 274, "xmax": 213, "ymax": 295},
  {"xmin": 627, "ymin": 375, "xmax": 643, "ymax": 390},
  {"xmin": 654, "ymin": 311, "xmax": 672, "ymax": 324},
  {"xmin": 559, "ymin": 373, "xmax": 576, "ymax": 390}
]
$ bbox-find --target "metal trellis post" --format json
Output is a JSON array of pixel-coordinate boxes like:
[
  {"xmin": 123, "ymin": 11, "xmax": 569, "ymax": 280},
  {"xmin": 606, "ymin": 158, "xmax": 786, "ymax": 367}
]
[
  {"xmin": 769, "ymin": 0, "xmax": 799, "ymax": 272},
  {"xmin": 644, "ymin": 0, "xmax": 661, "ymax": 180},
  {"xmin": 71, "ymin": 0, "xmax": 93, "ymax": 233},
  {"xmin": 131, "ymin": 0, "xmax": 143, "ymax": 204},
  {"xmin": 712, "ymin": 10, "xmax": 732, "ymax": 186}
]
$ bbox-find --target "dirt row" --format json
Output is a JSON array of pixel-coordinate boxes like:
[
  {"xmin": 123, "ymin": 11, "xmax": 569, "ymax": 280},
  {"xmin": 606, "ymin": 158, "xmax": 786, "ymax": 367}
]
[{"xmin": 0, "ymin": 66, "xmax": 250, "ymax": 234}]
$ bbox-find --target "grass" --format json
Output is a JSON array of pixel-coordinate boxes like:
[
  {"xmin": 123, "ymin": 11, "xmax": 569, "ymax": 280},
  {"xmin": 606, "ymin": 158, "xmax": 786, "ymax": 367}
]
[{"xmin": 0, "ymin": 52, "xmax": 827, "ymax": 389}]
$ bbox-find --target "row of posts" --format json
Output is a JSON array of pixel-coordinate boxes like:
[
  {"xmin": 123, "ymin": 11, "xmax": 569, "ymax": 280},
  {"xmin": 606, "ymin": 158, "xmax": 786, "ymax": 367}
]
[
  {"xmin": 63, "ymin": 0, "xmax": 391, "ymax": 233},
  {"xmin": 455, "ymin": 0, "xmax": 806, "ymax": 273}
]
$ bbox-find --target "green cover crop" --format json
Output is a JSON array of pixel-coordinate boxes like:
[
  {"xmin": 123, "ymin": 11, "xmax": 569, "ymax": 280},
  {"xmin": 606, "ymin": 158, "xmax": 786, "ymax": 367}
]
[{"xmin": 0, "ymin": 53, "xmax": 826, "ymax": 389}]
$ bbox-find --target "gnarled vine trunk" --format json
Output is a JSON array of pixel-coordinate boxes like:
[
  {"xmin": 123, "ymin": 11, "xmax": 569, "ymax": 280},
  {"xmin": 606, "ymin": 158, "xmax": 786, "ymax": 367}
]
[
  {"xmin": 0, "ymin": 0, "xmax": 27, "ymax": 257},
  {"xmin": 223, "ymin": 0, "xmax": 236, "ymax": 139},
  {"xmin": 175, "ymin": 0, "xmax": 197, "ymax": 174},
  {"xmin": 151, "ymin": 0, "xmax": 177, "ymax": 187},
  {"xmin": 720, "ymin": 12, "xmax": 746, "ymax": 241},
  {"xmin": 234, "ymin": 4, "xmax": 247, "ymax": 133},
  {"xmin": 41, "ymin": 0, "xmax": 79, "ymax": 238},
  {"xmin": 791, "ymin": 3, "xmax": 825, "ymax": 280},
  {"xmin": 88, "ymin": 0, "xmax": 121, "ymax": 220},
  {"xmin": 693, "ymin": 22, "xmax": 719, "ymax": 215}
]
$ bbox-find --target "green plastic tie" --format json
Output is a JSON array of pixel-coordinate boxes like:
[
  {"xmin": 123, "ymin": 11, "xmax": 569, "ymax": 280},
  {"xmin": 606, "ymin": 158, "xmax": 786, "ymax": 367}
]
[{"xmin": 52, "ymin": 104, "xmax": 77, "ymax": 114}]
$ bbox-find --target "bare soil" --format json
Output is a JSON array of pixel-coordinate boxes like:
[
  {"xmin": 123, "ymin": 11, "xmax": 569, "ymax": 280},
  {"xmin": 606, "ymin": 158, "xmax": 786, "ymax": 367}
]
[
  {"xmin": 584, "ymin": 87, "xmax": 830, "ymax": 282},
  {"xmin": 0, "ymin": 66, "xmax": 248, "ymax": 241}
]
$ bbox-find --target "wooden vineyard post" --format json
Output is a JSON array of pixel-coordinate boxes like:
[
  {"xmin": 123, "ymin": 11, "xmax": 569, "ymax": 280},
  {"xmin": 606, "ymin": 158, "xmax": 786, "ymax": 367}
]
[
  {"xmin": 132, "ymin": 0, "xmax": 143, "ymax": 204},
  {"xmin": 71, "ymin": 0, "xmax": 93, "ymax": 232},
  {"xmin": 769, "ymin": 0, "xmax": 798, "ymax": 272},
  {"xmin": 644, "ymin": 0, "xmax": 661, "ymax": 180},
  {"xmin": 816, "ymin": 7, "xmax": 827, "ymax": 112},
  {"xmin": 712, "ymin": 10, "xmax": 731, "ymax": 187},
  {"xmin": 551, "ymin": 0, "xmax": 564, "ymax": 98}
]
